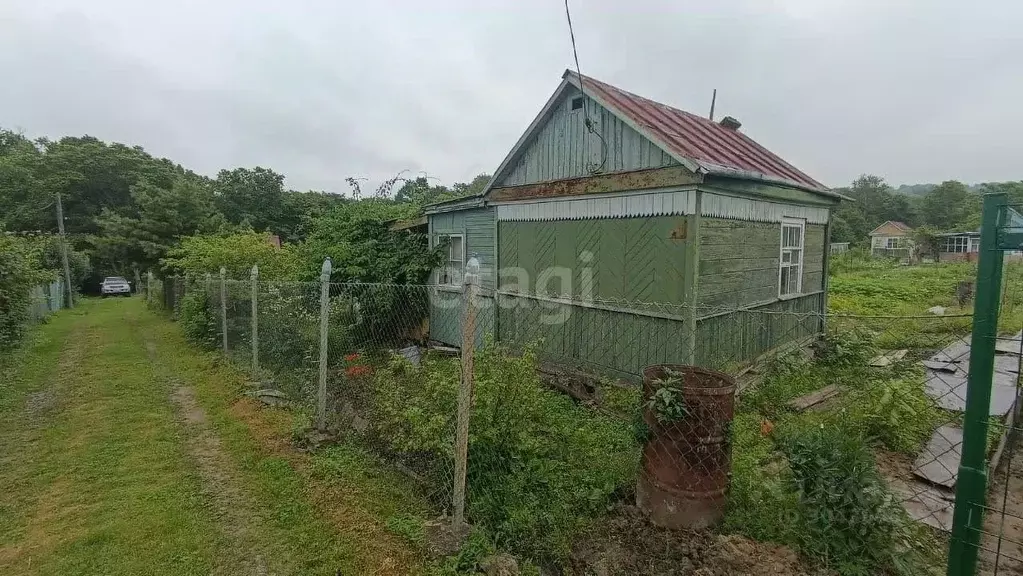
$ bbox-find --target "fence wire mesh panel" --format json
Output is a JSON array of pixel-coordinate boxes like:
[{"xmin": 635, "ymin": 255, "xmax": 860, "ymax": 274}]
[
  {"xmin": 146, "ymin": 261, "xmax": 1023, "ymax": 575},
  {"xmin": 948, "ymin": 195, "xmax": 1023, "ymax": 576}
]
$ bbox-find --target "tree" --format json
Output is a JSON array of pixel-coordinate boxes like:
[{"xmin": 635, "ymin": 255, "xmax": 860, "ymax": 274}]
[
  {"xmin": 162, "ymin": 231, "xmax": 304, "ymax": 280},
  {"xmin": 830, "ymin": 175, "xmax": 915, "ymax": 244},
  {"xmin": 920, "ymin": 180, "xmax": 978, "ymax": 231},
  {"xmin": 300, "ymin": 200, "xmax": 439, "ymax": 284},
  {"xmin": 92, "ymin": 177, "xmax": 224, "ymax": 275},
  {"xmin": 213, "ymin": 167, "xmax": 286, "ymax": 233}
]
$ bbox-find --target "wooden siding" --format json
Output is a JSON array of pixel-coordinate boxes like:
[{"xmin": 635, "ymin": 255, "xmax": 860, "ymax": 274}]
[
  {"xmin": 498, "ymin": 217, "xmax": 689, "ymax": 304},
  {"xmin": 697, "ymin": 218, "xmax": 826, "ymax": 308},
  {"xmin": 495, "ymin": 294, "xmax": 693, "ymax": 378},
  {"xmin": 695, "ymin": 293, "xmax": 824, "ymax": 369},
  {"xmin": 429, "ymin": 207, "xmax": 496, "ymax": 347},
  {"xmin": 496, "ymin": 88, "xmax": 678, "ymax": 188}
]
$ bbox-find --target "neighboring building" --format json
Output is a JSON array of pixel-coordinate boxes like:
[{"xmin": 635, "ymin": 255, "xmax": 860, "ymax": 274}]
[
  {"xmin": 830, "ymin": 242, "xmax": 850, "ymax": 255},
  {"xmin": 937, "ymin": 231, "xmax": 980, "ymax": 262},
  {"xmin": 424, "ymin": 70, "xmax": 843, "ymax": 375},
  {"xmin": 868, "ymin": 221, "xmax": 913, "ymax": 261}
]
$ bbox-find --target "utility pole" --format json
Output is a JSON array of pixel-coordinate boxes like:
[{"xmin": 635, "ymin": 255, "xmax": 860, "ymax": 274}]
[
  {"xmin": 709, "ymin": 88, "xmax": 717, "ymax": 121},
  {"xmin": 55, "ymin": 191, "xmax": 74, "ymax": 308}
]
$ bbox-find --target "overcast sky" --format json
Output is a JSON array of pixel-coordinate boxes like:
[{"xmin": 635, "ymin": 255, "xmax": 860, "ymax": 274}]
[{"xmin": 1, "ymin": 1, "xmax": 1020, "ymax": 193}]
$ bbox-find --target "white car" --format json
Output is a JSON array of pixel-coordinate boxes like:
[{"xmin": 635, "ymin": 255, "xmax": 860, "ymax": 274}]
[{"xmin": 101, "ymin": 276, "xmax": 132, "ymax": 297}]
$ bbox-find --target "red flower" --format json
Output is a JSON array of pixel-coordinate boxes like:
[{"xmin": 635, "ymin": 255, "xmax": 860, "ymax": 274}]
[
  {"xmin": 344, "ymin": 353, "xmax": 361, "ymax": 363},
  {"xmin": 344, "ymin": 365, "xmax": 372, "ymax": 378}
]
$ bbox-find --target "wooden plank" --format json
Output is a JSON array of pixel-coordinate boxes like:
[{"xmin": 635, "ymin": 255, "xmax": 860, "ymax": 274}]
[
  {"xmin": 489, "ymin": 165, "xmax": 701, "ymax": 201},
  {"xmin": 787, "ymin": 384, "xmax": 842, "ymax": 412}
]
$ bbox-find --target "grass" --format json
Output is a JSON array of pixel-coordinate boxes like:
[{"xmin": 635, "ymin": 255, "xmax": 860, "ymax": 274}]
[{"xmin": 0, "ymin": 298, "xmax": 428, "ymax": 575}]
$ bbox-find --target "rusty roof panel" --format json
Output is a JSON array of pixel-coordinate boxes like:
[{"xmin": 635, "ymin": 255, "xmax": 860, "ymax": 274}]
[{"xmin": 573, "ymin": 72, "xmax": 827, "ymax": 193}]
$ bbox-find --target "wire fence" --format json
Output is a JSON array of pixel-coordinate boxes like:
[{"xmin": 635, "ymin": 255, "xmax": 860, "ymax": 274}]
[
  {"xmin": 143, "ymin": 270, "xmax": 1023, "ymax": 575},
  {"xmin": 28, "ymin": 279, "xmax": 66, "ymax": 323}
]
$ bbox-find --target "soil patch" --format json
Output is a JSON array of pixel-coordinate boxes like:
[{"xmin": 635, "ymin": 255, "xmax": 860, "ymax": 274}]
[
  {"xmin": 153, "ymin": 334, "xmax": 275, "ymax": 576},
  {"xmin": 979, "ymin": 444, "xmax": 1023, "ymax": 575},
  {"xmin": 569, "ymin": 504, "xmax": 827, "ymax": 576}
]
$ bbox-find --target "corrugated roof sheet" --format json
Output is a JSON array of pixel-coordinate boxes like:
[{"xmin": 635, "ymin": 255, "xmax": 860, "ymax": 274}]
[{"xmin": 571, "ymin": 71, "xmax": 828, "ymax": 193}]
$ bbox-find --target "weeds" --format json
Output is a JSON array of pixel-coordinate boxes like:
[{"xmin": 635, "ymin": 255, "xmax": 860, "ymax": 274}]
[{"xmin": 367, "ymin": 344, "xmax": 639, "ymax": 564}]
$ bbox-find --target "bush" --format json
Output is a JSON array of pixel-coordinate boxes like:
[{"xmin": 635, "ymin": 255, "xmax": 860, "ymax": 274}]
[
  {"xmin": 368, "ymin": 344, "xmax": 638, "ymax": 563},
  {"xmin": 179, "ymin": 288, "xmax": 218, "ymax": 348},
  {"xmin": 0, "ymin": 235, "xmax": 53, "ymax": 348},
  {"xmin": 846, "ymin": 376, "xmax": 944, "ymax": 454},
  {"xmin": 777, "ymin": 423, "xmax": 928, "ymax": 575}
]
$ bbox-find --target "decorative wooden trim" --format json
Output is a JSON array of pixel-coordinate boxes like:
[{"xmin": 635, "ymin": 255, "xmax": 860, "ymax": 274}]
[
  {"xmin": 701, "ymin": 192, "xmax": 830, "ymax": 224},
  {"xmin": 495, "ymin": 188, "xmax": 694, "ymax": 222},
  {"xmin": 489, "ymin": 166, "xmax": 702, "ymax": 203}
]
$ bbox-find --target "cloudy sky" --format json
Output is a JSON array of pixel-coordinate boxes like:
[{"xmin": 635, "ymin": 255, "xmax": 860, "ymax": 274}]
[{"xmin": 1, "ymin": 0, "xmax": 1020, "ymax": 193}]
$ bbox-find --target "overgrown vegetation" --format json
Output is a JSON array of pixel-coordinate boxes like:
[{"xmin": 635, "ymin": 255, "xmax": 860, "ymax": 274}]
[
  {"xmin": 724, "ymin": 316, "xmax": 949, "ymax": 575},
  {"xmin": 358, "ymin": 344, "xmax": 638, "ymax": 564}
]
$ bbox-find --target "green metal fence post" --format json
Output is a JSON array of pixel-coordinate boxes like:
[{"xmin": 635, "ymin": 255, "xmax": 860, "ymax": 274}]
[{"xmin": 947, "ymin": 193, "xmax": 1007, "ymax": 576}]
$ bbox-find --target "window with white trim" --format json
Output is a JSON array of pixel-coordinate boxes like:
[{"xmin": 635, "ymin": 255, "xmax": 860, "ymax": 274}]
[
  {"xmin": 779, "ymin": 218, "xmax": 804, "ymax": 297},
  {"xmin": 942, "ymin": 236, "xmax": 970, "ymax": 254},
  {"xmin": 439, "ymin": 234, "xmax": 464, "ymax": 286}
]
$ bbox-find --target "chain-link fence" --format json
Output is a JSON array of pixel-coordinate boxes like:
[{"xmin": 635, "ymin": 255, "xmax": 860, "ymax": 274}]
[
  {"xmin": 144, "ymin": 264, "xmax": 1023, "ymax": 575},
  {"xmin": 27, "ymin": 279, "xmax": 65, "ymax": 323}
]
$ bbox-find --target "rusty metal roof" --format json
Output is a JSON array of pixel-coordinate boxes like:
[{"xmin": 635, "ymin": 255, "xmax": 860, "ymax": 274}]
[{"xmin": 569, "ymin": 71, "xmax": 829, "ymax": 194}]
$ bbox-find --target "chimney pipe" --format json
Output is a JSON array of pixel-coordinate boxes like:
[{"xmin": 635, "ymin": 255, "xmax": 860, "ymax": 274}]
[{"xmin": 720, "ymin": 116, "xmax": 741, "ymax": 130}]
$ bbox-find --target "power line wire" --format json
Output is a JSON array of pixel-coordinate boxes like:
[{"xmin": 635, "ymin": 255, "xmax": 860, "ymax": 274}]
[{"xmin": 562, "ymin": 0, "xmax": 607, "ymax": 174}]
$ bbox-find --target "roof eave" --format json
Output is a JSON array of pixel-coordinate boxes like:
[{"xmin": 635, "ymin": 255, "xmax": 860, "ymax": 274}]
[
  {"xmin": 423, "ymin": 196, "xmax": 485, "ymax": 215},
  {"xmin": 699, "ymin": 163, "xmax": 848, "ymax": 201}
]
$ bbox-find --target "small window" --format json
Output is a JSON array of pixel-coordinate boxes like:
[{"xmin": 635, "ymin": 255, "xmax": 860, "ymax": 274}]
[
  {"xmin": 886, "ymin": 237, "xmax": 901, "ymax": 249},
  {"xmin": 439, "ymin": 234, "xmax": 464, "ymax": 286},
  {"xmin": 779, "ymin": 218, "xmax": 804, "ymax": 297},
  {"xmin": 570, "ymin": 96, "xmax": 584, "ymax": 111}
]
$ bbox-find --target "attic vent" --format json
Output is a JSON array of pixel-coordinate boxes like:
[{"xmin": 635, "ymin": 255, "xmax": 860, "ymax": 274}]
[
  {"xmin": 720, "ymin": 116, "xmax": 742, "ymax": 130},
  {"xmin": 570, "ymin": 96, "xmax": 584, "ymax": 111}
]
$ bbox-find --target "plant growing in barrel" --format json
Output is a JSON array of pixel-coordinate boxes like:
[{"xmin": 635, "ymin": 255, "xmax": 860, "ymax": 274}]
[{"xmin": 637, "ymin": 364, "xmax": 737, "ymax": 529}]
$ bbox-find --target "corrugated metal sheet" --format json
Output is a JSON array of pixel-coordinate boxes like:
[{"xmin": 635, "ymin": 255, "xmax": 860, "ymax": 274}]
[
  {"xmin": 571, "ymin": 72, "xmax": 828, "ymax": 193},
  {"xmin": 496, "ymin": 190, "xmax": 695, "ymax": 221},
  {"xmin": 701, "ymin": 193, "xmax": 830, "ymax": 224}
]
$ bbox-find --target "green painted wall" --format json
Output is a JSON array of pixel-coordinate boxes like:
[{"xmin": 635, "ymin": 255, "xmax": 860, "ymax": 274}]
[
  {"xmin": 429, "ymin": 207, "xmax": 496, "ymax": 347},
  {"xmin": 697, "ymin": 218, "xmax": 826, "ymax": 309},
  {"xmin": 496, "ymin": 294, "xmax": 692, "ymax": 378},
  {"xmin": 498, "ymin": 217, "xmax": 689, "ymax": 304},
  {"xmin": 496, "ymin": 87, "xmax": 678, "ymax": 187},
  {"xmin": 694, "ymin": 293, "xmax": 824, "ymax": 369}
]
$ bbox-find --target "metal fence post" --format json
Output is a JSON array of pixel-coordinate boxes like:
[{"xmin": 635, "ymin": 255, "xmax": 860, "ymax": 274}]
[
  {"xmin": 251, "ymin": 265, "xmax": 259, "ymax": 377},
  {"xmin": 317, "ymin": 257, "xmax": 332, "ymax": 430},
  {"xmin": 947, "ymin": 193, "xmax": 1007, "ymax": 576},
  {"xmin": 220, "ymin": 266, "xmax": 228, "ymax": 355},
  {"xmin": 147, "ymin": 271, "xmax": 154, "ymax": 305},
  {"xmin": 452, "ymin": 257, "xmax": 480, "ymax": 527}
]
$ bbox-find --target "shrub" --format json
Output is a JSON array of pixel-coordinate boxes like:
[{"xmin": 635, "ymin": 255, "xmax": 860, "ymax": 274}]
[
  {"xmin": 776, "ymin": 423, "xmax": 928, "ymax": 575},
  {"xmin": 0, "ymin": 235, "xmax": 53, "ymax": 348},
  {"xmin": 178, "ymin": 288, "xmax": 218, "ymax": 348},
  {"xmin": 846, "ymin": 376, "xmax": 943, "ymax": 454},
  {"xmin": 368, "ymin": 344, "xmax": 638, "ymax": 563}
]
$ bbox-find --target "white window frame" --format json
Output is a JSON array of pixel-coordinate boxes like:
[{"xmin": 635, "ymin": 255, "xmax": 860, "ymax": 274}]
[
  {"xmin": 943, "ymin": 236, "xmax": 970, "ymax": 254},
  {"xmin": 438, "ymin": 234, "xmax": 465, "ymax": 287},
  {"xmin": 779, "ymin": 217, "xmax": 805, "ymax": 298}
]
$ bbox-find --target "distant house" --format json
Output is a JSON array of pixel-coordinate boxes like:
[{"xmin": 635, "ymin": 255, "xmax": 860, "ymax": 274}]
[
  {"xmin": 936, "ymin": 230, "xmax": 1023, "ymax": 263},
  {"xmin": 830, "ymin": 242, "xmax": 850, "ymax": 255},
  {"xmin": 868, "ymin": 221, "xmax": 913, "ymax": 261},
  {"xmin": 423, "ymin": 70, "xmax": 844, "ymax": 375}
]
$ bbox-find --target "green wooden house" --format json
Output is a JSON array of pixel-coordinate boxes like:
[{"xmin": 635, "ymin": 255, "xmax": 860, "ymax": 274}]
[{"xmin": 425, "ymin": 70, "xmax": 843, "ymax": 376}]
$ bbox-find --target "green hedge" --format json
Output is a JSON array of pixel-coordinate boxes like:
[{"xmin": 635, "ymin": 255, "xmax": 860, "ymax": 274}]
[{"xmin": 0, "ymin": 235, "xmax": 54, "ymax": 348}]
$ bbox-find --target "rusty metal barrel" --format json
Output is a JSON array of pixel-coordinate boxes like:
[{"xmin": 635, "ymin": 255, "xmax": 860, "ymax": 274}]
[{"xmin": 636, "ymin": 364, "xmax": 736, "ymax": 529}]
